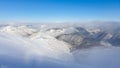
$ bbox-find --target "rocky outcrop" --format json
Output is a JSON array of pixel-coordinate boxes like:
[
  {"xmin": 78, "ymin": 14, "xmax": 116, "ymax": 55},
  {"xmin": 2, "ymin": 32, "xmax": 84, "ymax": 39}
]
[{"xmin": 56, "ymin": 28, "xmax": 108, "ymax": 51}]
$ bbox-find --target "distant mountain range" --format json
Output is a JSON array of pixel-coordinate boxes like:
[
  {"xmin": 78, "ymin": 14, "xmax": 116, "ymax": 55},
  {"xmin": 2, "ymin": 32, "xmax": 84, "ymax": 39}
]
[
  {"xmin": 0, "ymin": 22, "xmax": 120, "ymax": 50},
  {"xmin": 0, "ymin": 22, "xmax": 120, "ymax": 68}
]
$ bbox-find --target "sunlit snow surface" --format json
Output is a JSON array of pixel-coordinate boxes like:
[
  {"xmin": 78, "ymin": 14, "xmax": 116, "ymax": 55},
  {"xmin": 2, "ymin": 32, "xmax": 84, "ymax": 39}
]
[{"xmin": 0, "ymin": 23, "xmax": 120, "ymax": 68}]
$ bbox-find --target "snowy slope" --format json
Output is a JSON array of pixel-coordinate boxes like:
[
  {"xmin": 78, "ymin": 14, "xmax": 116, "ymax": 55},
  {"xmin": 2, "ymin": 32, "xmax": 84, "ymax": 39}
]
[{"xmin": 0, "ymin": 27, "xmax": 74, "ymax": 62}]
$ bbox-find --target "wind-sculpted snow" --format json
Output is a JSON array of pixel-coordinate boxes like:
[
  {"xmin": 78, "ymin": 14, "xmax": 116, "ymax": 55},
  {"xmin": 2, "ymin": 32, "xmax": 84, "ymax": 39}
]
[{"xmin": 0, "ymin": 22, "xmax": 120, "ymax": 68}]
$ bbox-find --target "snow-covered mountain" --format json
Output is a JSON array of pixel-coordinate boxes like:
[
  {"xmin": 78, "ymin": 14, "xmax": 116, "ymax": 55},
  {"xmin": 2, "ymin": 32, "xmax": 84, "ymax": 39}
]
[{"xmin": 0, "ymin": 22, "xmax": 120, "ymax": 68}]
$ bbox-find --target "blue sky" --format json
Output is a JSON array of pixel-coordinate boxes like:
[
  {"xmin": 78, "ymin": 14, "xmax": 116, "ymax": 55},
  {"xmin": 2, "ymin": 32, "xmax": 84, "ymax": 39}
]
[{"xmin": 0, "ymin": 0, "xmax": 120, "ymax": 23}]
